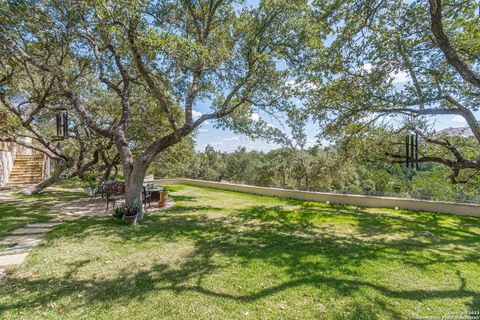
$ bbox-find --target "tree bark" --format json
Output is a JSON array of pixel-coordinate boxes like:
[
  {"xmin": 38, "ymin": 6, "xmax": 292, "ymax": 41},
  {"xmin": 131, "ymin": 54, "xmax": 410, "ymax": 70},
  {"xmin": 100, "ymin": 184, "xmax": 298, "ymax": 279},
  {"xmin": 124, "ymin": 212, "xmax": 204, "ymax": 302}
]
[
  {"xmin": 428, "ymin": 0, "xmax": 480, "ymax": 88},
  {"xmin": 123, "ymin": 162, "xmax": 147, "ymax": 221}
]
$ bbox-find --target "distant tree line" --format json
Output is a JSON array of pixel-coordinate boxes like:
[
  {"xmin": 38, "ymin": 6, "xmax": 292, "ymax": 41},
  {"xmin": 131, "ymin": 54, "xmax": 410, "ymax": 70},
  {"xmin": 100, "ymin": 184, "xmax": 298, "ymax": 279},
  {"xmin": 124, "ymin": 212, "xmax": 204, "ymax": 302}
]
[{"xmin": 150, "ymin": 143, "xmax": 480, "ymax": 203}]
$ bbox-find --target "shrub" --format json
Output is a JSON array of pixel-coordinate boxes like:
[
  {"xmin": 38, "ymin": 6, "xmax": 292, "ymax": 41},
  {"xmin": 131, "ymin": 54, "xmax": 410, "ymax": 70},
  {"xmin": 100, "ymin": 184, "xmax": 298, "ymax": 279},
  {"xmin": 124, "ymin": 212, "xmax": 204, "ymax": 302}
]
[
  {"xmin": 124, "ymin": 203, "xmax": 142, "ymax": 217},
  {"xmin": 112, "ymin": 205, "xmax": 126, "ymax": 220}
]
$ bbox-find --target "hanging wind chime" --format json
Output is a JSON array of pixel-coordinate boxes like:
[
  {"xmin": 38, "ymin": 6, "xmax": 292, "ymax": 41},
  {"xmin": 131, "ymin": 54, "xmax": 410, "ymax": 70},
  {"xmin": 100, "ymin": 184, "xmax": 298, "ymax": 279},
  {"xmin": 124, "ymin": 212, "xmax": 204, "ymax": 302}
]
[
  {"xmin": 55, "ymin": 107, "xmax": 69, "ymax": 138},
  {"xmin": 405, "ymin": 132, "xmax": 419, "ymax": 170}
]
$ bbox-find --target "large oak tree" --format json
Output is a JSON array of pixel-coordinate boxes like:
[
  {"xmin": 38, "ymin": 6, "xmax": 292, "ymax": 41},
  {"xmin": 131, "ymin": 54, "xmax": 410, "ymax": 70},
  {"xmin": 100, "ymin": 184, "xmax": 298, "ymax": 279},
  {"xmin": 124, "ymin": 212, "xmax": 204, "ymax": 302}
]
[{"xmin": 0, "ymin": 0, "xmax": 313, "ymax": 219}]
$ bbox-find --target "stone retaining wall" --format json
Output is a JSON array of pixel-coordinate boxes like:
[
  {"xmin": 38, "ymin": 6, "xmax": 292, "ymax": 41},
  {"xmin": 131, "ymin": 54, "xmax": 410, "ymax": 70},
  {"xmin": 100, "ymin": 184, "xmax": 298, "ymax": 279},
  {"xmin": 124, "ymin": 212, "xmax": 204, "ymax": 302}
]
[{"xmin": 153, "ymin": 178, "xmax": 480, "ymax": 218}]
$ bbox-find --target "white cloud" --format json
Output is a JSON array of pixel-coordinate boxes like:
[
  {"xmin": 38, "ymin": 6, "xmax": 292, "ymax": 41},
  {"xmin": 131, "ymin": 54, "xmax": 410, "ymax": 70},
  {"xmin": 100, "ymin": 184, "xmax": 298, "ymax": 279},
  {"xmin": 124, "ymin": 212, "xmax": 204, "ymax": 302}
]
[
  {"xmin": 360, "ymin": 63, "xmax": 410, "ymax": 85},
  {"xmin": 391, "ymin": 70, "xmax": 410, "ymax": 84},
  {"xmin": 285, "ymin": 79, "xmax": 318, "ymax": 91},
  {"xmin": 285, "ymin": 79, "xmax": 297, "ymax": 88},
  {"xmin": 305, "ymin": 138, "xmax": 318, "ymax": 148},
  {"xmin": 361, "ymin": 63, "xmax": 374, "ymax": 73},
  {"xmin": 192, "ymin": 110, "xmax": 203, "ymax": 119},
  {"xmin": 192, "ymin": 110, "xmax": 210, "ymax": 125},
  {"xmin": 197, "ymin": 128, "xmax": 209, "ymax": 133},
  {"xmin": 250, "ymin": 113, "xmax": 260, "ymax": 122},
  {"xmin": 223, "ymin": 136, "xmax": 240, "ymax": 141},
  {"xmin": 362, "ymin": 113, "xmax": 380, "ymax": 123},
  {"xmin": 451, "ymin": 115, "xmax": 467, "ymax": 124}
]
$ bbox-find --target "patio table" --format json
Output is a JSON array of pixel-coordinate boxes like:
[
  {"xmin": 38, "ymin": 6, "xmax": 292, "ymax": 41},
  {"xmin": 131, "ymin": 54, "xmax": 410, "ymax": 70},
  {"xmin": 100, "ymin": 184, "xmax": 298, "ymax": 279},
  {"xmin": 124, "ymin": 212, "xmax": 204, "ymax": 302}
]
[{"xmin": 144, "ymin": 186, "xmax": 164, "ymax": 202}]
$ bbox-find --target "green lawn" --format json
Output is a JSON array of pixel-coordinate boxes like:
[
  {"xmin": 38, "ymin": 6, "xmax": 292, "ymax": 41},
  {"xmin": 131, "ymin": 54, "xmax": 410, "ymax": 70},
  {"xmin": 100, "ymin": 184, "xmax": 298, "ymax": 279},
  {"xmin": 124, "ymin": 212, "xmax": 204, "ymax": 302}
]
[
  {"xmin": 0, "ymin": 188, "xmax": 88, "ymax": 239},
  {"xmin": 1, "ymin": 185, "xmax": 479, "ymax": 319}
]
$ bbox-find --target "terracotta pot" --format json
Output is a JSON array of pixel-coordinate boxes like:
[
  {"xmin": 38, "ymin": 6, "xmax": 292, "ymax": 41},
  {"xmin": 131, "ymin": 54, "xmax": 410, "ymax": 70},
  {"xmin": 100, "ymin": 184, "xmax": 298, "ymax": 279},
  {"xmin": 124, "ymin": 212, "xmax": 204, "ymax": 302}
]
[
  {"xmin": 123, "ymin": 213, "xmax": 138, "ymax": 225},
  {"xmin": 158, "ymin": 191, "xmax": 168, "ymax": 207}
]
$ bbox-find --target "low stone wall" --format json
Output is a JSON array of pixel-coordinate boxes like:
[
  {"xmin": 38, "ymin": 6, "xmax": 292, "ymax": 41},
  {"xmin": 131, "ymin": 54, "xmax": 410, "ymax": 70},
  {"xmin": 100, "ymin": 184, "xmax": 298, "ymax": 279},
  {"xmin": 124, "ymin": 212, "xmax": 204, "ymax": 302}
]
[{"xmin": 153, "ymin": 178, "xmax": 480, "ymax": 218}]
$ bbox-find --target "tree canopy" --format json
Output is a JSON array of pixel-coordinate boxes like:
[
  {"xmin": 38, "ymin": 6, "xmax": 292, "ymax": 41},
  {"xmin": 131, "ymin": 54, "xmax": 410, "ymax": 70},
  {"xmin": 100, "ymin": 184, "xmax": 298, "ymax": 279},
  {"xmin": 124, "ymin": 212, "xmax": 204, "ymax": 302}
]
[{"xmin": 305, "ymin": 0, "xmax": 480, "ymax": 182}]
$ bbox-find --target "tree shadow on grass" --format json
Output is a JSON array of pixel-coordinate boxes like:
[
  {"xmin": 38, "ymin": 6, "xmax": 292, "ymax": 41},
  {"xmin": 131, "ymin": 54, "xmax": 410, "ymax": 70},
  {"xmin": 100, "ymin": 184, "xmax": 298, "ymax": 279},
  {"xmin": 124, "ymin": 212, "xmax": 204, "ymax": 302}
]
[
  {"xmin": 280, "ymin": 199, "xmax": 480, "ymax": 248},
  {"xmin": 15, "ymin": 189, "xmax": 88, "ymax": 202},
  {"xmin": 0, "ymin": 202, "xmax": 57, "ymax": 238},
  {"xmin": 169, "ymin": 195, "xmax": 198, "ymax": 202},
  {"xmin": 1, "ymin": 243, "xmax": 478, "ymax": 318},
  {"xmin": 1, "ymin": 197, "xmax": 479, "ymax": 317},
  {"xmin": 164, "ymin": 205, "xmax": 224, "ymax": 215}
]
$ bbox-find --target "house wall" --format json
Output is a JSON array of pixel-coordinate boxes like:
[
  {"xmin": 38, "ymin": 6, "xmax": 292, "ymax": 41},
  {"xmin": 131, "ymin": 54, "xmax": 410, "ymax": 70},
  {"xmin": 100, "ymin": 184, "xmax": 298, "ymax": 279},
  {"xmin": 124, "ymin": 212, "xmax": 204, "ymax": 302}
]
[
  {"xmin": 0, "ymin": 142, "xmax": 16, "ymax": 187},
  {"xmin": 152, "ymin": 178, "xmax": 480, "ymax": 218}
]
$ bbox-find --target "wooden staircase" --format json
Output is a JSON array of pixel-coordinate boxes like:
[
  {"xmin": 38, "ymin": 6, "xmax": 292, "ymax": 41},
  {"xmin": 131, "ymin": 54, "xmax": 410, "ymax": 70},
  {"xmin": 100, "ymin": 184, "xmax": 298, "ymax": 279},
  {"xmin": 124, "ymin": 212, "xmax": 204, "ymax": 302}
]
[{"xmin": 7, "ymin": 154, "xmax": 45, "ymax": 186}]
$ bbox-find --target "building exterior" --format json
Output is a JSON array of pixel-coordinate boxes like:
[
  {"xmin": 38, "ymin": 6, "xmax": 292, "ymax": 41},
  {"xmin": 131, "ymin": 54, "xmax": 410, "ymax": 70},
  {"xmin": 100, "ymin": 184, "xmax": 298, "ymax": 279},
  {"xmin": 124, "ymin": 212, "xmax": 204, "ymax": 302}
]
[{"xmin": 0, "ymin": 139, "xmax": 49, "ymax": 187}]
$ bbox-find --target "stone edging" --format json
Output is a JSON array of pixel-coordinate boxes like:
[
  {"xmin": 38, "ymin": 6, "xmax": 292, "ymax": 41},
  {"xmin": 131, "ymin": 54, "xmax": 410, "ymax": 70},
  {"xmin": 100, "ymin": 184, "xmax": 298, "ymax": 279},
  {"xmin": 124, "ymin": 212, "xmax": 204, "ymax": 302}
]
[{"xmin": 152, "ymin": 178, "xmax": 480, "ymax": 218}]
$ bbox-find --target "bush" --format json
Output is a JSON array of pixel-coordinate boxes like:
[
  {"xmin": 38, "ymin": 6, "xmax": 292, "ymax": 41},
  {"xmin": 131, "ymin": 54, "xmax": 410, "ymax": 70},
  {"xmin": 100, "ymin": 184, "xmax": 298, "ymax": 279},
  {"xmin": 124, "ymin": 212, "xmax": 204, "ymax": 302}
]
[
  {"xmin": 112, "ymin": 205, "xmax": 125, "ymax": 219},
  {"xmin": 124, "ymin": 203, "xmax": 142, "ymax": 217},
  {"xmin": 112, "ymin": 203, "xmax": 142, "ymax": 220}
]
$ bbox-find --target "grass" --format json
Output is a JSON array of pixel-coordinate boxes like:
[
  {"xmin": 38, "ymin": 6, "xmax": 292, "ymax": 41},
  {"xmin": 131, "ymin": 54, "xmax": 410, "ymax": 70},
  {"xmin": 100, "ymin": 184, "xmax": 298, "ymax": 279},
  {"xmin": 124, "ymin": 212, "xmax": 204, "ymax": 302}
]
[
  {"xmin": 0, "ymin": 186, "xmax": 88, "ymax": 238},
  {"xmin": 1, "ymin": 184, "xmax": 479, "ymax": 319}
]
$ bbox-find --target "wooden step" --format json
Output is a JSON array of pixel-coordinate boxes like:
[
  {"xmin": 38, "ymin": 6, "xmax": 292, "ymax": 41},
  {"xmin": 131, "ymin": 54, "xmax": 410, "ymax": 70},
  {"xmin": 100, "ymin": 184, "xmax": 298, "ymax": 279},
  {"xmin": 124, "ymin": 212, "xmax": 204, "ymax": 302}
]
[
  {"xmin": 8, "ymin": 180, "xmax": 43, "ymax": 184},
  {"xmin": 11, "ymin": 167, "xmax": 43, "ymax": 171},
  {"xmin": 10, "ymin": 169, "xmax": 43, "ymax": 173},
  {"xmin": 14, "ymin": 158, "xmax": 43, "ymax": 162},
  {"xmin": 9, "ymin": 177, "xmax": 43, "ymax": 181},
  {"xmin": 7, "ymin": 181, "xmax": 41, "ymax": 187},
  {"xmin": 11, "ymin": 165, "xmax": 42, "ymax": 168},
  {"xmin": 8, "ymin": 154, "xmax": 45, "ymax": 187},
  {"xmin": 8, "ymin": 176, "xmax": 43, "ymax": 180},
  {"xmin": 15, "ymin": 154, "xmax": 44, "ymax": 158},
  {"xmin": 9, "ymin": 173, "xmax": 43, "ymax": 177},
  {"xmin": 9, "ymin": 179, "xmax": 42, "ymax": 182},
  {"xmin": 12, "ymin": 161, "xmax": 43, "ymax": 163},
  {"xmin": 11, "ymin": 165, "xmax": 43, "ymax": 169},
  {"xmin": 8, "ymin": 179, "xmax": 43, "ymax": 183},
  {"xmin": 10, "ymin": 175, "xmax": 42, "ymax": 178}
]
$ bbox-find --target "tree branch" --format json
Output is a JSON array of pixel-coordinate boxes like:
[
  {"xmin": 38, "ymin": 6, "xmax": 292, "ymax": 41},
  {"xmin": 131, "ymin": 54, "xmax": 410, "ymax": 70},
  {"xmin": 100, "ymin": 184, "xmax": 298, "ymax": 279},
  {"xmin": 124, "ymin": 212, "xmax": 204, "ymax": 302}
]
[{"xmin": 428, "ymin": 0, "xmax": 480, "ymax": 88}]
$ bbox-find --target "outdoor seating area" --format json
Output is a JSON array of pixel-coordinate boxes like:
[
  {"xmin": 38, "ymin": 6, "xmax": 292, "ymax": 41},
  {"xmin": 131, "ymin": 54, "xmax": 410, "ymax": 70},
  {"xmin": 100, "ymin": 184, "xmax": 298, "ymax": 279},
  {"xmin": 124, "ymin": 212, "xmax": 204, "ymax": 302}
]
[{"xmin": 89, "ymin": 180, "xmax": 166, "ymax": 212}]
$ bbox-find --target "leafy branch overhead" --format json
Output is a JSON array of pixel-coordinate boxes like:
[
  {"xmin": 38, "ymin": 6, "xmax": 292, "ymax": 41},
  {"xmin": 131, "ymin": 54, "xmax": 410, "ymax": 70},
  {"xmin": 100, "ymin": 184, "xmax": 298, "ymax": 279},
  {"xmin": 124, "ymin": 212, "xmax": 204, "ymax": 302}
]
[{"xmin": 305, "ymin": 0, "xmax": 480, "ymax": 182}]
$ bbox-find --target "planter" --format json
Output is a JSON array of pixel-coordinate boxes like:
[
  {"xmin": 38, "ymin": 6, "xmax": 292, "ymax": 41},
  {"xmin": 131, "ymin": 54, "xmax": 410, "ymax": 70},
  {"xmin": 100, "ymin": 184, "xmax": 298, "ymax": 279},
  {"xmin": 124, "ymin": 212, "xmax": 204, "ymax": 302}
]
[
  {"xmin": 158, "ymin": 191, "xmax": 168, "ymax": 207},
  {"xmin": 123, "ymin": 213, "xmax": 138, "ymax": 225}
]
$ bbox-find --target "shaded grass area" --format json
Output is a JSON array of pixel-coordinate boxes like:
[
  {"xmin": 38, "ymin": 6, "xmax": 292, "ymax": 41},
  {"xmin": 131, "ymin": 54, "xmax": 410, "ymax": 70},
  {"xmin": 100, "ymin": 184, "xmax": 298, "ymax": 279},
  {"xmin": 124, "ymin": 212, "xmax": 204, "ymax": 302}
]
[
  {"xmin": 15, "ymin": 189, "xmax": 88, "ymax": 203},
  {"xmin": 0, "ymin": 187, "xmax": 88, "ymax": 238},
  {"xmin": 0, "ymin": 201, "xmax": 57, "ymax": 239},
  {"xmin": 0, "ymin": 185, "xmax": 479, "ymax": 319}
]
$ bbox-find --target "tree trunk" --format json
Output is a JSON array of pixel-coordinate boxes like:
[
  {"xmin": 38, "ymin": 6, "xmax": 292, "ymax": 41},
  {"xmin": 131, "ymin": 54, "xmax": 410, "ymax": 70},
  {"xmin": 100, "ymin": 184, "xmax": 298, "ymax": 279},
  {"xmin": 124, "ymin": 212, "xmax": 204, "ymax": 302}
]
[
  {"xmin": 123, "ymin": 163, "xmax": 147, "ymax": 222},
  {"xmin": 102, "ymin": 162, "xmax": 114, "ymax": 181}
]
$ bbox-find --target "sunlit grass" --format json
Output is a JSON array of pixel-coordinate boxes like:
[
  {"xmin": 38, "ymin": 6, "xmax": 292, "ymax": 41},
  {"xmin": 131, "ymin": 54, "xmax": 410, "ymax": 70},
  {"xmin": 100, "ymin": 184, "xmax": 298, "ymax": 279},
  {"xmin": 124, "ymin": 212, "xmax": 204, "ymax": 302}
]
[{"xmin": 0, "ymin": 185, "xmax": 479, "ymax": 319}]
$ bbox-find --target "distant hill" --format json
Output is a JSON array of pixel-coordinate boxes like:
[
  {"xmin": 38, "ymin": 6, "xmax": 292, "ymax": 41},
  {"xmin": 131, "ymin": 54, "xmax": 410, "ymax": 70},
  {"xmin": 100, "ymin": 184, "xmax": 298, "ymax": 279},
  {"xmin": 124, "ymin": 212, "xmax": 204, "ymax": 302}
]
[{"xmin": 436, "ymin": 127, "xmax": 473, "ymax": 137}]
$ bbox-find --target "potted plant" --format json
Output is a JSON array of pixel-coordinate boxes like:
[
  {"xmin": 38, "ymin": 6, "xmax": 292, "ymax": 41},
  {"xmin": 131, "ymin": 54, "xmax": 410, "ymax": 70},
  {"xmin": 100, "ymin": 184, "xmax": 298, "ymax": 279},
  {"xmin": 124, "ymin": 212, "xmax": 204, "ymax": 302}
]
[
  {"xmin": 112, "ymin": 204, "xmax": 142, "ymax": 225},
  {"xmin": 122, "ymin": 203, "xmax": 142, "ymax": 225},
  {"xmin": 159, "ymin": 190, "xmax": 168, "ymax": 207}
]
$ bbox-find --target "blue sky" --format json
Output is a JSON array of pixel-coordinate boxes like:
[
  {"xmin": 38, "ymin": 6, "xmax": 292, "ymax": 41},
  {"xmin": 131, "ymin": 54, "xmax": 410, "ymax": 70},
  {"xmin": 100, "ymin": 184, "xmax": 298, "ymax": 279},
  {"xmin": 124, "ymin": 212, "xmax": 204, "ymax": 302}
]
[
  {"xmin": 192, "ymin": 106, "xmax": 476, "ymax": 153},
  {"xmin": 191, "ymin": 67, "xmax": 478, "ymax": 153}
]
